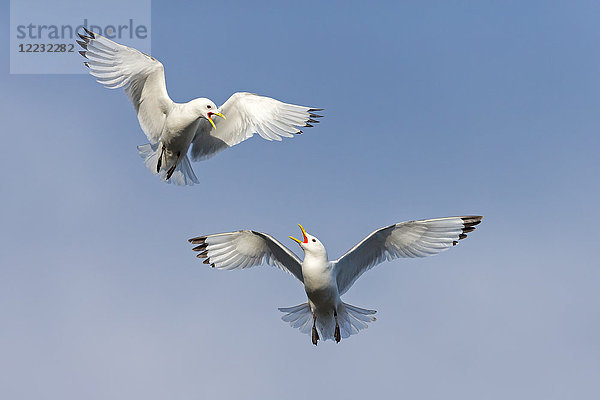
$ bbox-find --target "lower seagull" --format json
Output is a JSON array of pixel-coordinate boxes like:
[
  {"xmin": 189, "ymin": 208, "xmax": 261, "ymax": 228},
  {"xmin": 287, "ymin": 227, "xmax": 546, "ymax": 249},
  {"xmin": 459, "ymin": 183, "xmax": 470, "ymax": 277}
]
[{"xmin": 189, "ymin": 216, "xmax": 483, "ymax": 345}]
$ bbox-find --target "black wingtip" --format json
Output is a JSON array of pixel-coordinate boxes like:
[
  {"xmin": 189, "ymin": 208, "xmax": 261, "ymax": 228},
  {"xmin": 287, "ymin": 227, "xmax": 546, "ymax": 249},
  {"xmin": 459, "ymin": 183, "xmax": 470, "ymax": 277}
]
[
  {"xmin": 296, "ymin": 130, "xmax": 303, "ymax": 135},
  {"xmin": 456, "ymin": 216, "xmax": 483, "ymax": 242},
  {"xmin": 83, "ymin": 61, "xmax": 90, "ymax": 68},
  {"xmin": 83, "ymin": 27, "xmax": 96, "ymax": 38},
  {"xmin": 308, "ymin": 108, "xmax": 324, "ymax": 112},
  {"xmin": 462, "ymin": 216, "xmax": 483, "ymax": 227},
  {"xmin": 76, "ymin": 40, "xmax": 87, "ymax": 49},
  {"xmin": 307, "ymin": 119, "xmax": 320, "ymax": 124},
  {"xmin": 304, "ymin": 123, "xmax": 313, "ymax": 128},
  {"xmin": 188, "ymin": 236, "xmax": 207, "ymax": 244},
  {"xmin": 192, "ymin": 243, "xmax": 208, "ymax": 252},
  {"xmin": 77, "ymin": 32, "xmax": 90, "ymax": 42}
]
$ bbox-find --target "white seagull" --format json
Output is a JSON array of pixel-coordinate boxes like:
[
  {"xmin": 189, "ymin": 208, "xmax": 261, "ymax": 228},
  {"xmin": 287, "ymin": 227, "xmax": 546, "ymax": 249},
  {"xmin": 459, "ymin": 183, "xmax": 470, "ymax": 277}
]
[
  {"xmin": 76, "ymin": 28, "xmax": 323, "ymax": 185},
  {"xmin": 189, "ymin": 216, "xmax": 483, "ymax": 345}
]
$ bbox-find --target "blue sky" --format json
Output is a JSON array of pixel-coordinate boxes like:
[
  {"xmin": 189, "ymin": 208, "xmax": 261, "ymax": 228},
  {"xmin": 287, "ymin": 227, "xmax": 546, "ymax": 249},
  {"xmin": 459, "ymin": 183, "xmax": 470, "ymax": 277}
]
[{"xmin": 1, "ymin": 1, "xmax": 599, "ymax": 399}]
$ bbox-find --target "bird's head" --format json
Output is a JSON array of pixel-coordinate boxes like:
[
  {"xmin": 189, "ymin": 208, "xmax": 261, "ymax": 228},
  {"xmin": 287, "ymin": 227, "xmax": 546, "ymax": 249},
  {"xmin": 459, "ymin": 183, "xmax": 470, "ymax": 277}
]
[
  {"xmin": 289, "ymin": 224, "xmax": 326, "ymax": 256},
  {"xmin": 192, "ymin": 98, "xmax": 225, "ymax": 130}
]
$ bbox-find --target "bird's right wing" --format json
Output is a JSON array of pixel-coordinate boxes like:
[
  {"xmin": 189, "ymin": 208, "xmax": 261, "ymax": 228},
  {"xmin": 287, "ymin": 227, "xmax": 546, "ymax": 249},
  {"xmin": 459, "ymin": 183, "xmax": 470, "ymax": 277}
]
[
  {"xmin": 334, "ymin": 216, "xmax": 483, "ymax": 295},
  {"xmin": 189, "ymin": 230, "xmax": 304, "ymax": 283},
  {"xmin": 190, "ymin": 92, "xmax": 322, "ymax": 161},
  {"xmin": 77, "ymin": 28, "xmax": 173, "ymax": 144}
]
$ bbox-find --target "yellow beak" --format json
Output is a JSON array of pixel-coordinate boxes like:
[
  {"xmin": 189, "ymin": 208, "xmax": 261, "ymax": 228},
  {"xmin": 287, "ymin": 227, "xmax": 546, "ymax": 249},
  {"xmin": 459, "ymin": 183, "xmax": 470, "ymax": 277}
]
[
  {"xmin": 208, "ymin": 112, "xmax": 226, "ymax": 130},
  {"xmin": 289, "ymin": 224, "xmax": 308, "ymax": 244}
]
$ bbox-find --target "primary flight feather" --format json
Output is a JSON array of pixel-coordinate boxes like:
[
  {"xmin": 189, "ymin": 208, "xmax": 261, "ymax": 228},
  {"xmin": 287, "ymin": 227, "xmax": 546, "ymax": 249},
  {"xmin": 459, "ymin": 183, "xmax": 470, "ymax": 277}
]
[
  {"xmin": 189, "ymin": 216, "xmax": 483, "ymax": 345},
  {"xmin": 77, "ymin": 28, "xmax": 323, "ymax": 185}
]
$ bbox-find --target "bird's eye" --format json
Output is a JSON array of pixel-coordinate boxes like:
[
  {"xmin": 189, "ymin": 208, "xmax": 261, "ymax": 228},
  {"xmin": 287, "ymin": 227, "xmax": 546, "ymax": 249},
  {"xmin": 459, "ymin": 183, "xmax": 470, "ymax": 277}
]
[
  {"xmin": 312, "ymin": 239, "xmax": 316, "ymax": 242},
  {"xmin": 207, "ymin": 105, "xmax": 212, "ymax": 109}
]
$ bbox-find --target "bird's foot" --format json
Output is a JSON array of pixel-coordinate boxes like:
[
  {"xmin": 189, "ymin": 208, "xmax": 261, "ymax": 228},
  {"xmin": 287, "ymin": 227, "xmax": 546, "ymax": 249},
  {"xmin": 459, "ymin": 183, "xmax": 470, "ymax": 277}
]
[
  {"xmin": 165, "ymin": 152, "xmax": 180, "ymax": 180},
  {"xmin": 157, "ymin": 145, "xmax": 165, "ymax": 173},
  {"xmin": 334, "ymin": 310, "xmax": 341, "ymax": 343},
  {"xmin": 312, "ymin": 325, "xmax": 319, "ymax": 346},
  {"xmin": 312, "ymin": 311, "xmax": 319, "ymax": 346},
  {"xmin": 166, "ymin": 163, "xmax": 176, "ymax": 180}
]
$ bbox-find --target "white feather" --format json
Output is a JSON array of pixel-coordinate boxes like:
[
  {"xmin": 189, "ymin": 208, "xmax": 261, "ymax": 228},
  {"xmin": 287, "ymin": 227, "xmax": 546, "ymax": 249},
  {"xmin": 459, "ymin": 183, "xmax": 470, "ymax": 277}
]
[
  {"xmin": 79, "ymin": 30, "xmax": 322, "ymax": 186},
  {"xmin": 190, "ymin": 216, "xmax": 482, "ymax": 344},
  {"xmin": 334, "ymin": 216, "xmax": 483, "ymax": 295}
]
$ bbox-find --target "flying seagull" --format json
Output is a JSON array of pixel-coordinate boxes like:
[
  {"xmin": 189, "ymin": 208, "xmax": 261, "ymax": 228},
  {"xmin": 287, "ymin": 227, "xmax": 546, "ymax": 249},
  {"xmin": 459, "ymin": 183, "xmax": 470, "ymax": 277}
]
[
  {"xmin": 189, "ymin": 216, "xmax": 483, "ymax": 345},
  {"xmin": 76, "ymin": 28, "xmax": 323, "ymax": 185}
]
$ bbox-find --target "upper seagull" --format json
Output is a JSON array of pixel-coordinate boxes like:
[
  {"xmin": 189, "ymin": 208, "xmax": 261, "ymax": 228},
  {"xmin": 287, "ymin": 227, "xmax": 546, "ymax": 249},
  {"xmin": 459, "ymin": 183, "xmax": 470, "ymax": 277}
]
[
  {"xmin": 189, "ymin": 216, "xmax": 483, "ymax": 345},
  {"xmin": 76, "ymin": 28, "xmax": 323, "ymax": 185}
]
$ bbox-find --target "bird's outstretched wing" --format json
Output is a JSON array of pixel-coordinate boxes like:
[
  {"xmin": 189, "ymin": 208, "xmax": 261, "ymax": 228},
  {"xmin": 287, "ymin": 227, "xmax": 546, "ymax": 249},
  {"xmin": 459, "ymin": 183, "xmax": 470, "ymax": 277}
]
[
  {"xmin": 77, "ymin": 28, "xmax": 172, "ymax": 144},
  {"xmin": 189, "ymin": 230, "xmax": 304, "ymax": 283},
  {"xmin": 334, "ymin": 216, "xmax": 483, "ymax": 295},
  {"xmin": 190, "ymin": 92, "xmax": 323, "ymax": 161}
]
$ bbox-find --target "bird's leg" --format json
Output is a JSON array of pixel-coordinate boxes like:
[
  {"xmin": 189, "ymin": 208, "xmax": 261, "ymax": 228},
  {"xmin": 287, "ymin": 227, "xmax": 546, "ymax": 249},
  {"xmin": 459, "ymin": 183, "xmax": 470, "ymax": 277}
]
[
  {"xmin": 166, "ymin": 151, "xmax": 181, "ymax": 180},
  {"xmin": 157, "ymin": 144, "xmax": 165, "ymax": 173},
  {"xmin": 334, "ymin": 309, "xmax": 341, "ymax": 343},
  {"xmin": 311, "ymin": 312, "xmax": 319, "ymax": 346}
]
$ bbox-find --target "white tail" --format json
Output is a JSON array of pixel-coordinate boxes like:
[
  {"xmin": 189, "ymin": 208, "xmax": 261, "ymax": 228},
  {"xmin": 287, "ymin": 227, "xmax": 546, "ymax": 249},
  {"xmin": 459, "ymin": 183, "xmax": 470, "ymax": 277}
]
[
  {"xmin": 137, "ymin": 143, "xmax": 199, "ymax": 186},
  {"xmin": 279, "ymin": 303, "xmax": 314, "ymax": 334},
  {"xmin": 278, "ymin": 302, "xmax": 377, "ymax": 342}
]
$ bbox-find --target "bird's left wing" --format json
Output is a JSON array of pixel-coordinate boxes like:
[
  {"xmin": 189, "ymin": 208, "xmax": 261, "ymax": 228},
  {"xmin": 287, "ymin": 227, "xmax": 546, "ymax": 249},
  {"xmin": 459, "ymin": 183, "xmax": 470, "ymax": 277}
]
[
  {"xmin": 190, "ymin": 92, "xmax": 322, "ymax": 161},
  {"xmin": 189, "ymin": 230, "xmax": 304, "ymax": 283},
  {"xmin": 334, "ymin": 216, "xmax": 483, "ymax": 295},
  {"xmin": 77, "ymin": 28, "xmax": 172, "ymax": 144}
]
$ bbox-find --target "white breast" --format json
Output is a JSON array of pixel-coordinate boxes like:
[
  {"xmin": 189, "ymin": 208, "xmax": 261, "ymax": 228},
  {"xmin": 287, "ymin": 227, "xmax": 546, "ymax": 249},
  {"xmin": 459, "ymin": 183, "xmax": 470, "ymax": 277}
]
[
  {"xmin": 302, "ymin": 256, "xmax": 339, "ymax": 308},
  {"xmin": 163, "ymin": 108, "xmax": 201, "ymax": 149}
]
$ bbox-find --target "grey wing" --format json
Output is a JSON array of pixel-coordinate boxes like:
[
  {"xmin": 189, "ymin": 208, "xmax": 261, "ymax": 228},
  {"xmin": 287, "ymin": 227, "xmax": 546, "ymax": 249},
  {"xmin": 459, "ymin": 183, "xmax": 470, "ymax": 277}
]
[
  {"xmin": 334, "ymin": 216, "xmax": 483, "ymax": 295},
  {"xmin": 189, "ymin": 230, "xmax": 304, "ymax": 283},
  {"xmin": 77, "ymin": 28, "xmax": 172, "ymax": 144},
  {"xmin": 188, "ymin": 119, "xmax": 230, "ymax": 161},
  {"xmin": 190, "ymin": 92, "xmax": 323, "ymax": 161}
]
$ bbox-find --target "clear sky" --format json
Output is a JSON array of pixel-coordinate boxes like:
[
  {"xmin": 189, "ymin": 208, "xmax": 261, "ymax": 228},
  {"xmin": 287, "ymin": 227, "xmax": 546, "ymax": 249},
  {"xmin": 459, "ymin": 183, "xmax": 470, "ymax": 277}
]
[{"xmin": 1, "ymin": 1, "xmax": 599, "ymax": 399}]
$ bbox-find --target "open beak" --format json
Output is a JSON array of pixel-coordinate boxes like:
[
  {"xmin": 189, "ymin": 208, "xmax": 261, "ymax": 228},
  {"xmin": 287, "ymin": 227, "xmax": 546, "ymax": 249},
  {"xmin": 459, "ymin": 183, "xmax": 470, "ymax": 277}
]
[
  {"xmin": 207, "ymin": 111, "xmax": 226, "ymax": 130},
  {"xmin": 289, "ymin": 224, "xmax": 308, "ymax": 245}
]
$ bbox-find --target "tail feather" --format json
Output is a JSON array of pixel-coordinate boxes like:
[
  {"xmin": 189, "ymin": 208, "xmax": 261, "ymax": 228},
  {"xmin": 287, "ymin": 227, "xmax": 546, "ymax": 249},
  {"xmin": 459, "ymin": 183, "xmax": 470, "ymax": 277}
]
[
  {"xmin": 337, "ymin": 303, "xmax": 377, "ymax": 338},
  {"xmin": 175, "ymin": 153, "xmax": 200, "ymax": 185},
  {"xmin": 138, "ymin": 142, "xmax": 160, "ymax": 172},
  {"xmin": 137, "ymin": 143, "xmax": 199, "ymax": 186},
  {"xmin": 278, "ymin": 303, "xmax": 313, "ymax": 334},
  {"xmin": 279, "ymin": 301, "xmax": 376, "ymax": 341}
]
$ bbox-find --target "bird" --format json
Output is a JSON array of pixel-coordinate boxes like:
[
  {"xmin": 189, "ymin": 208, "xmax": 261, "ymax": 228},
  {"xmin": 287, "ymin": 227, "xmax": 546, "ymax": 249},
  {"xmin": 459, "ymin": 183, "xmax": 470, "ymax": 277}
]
[
  {"xmin": 189, "ymin": 216, "xmax": 483, "ymax": 345},
  {"xmin": 76, "ymin": 28, "xmax": 323, "ymax": 185}
]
